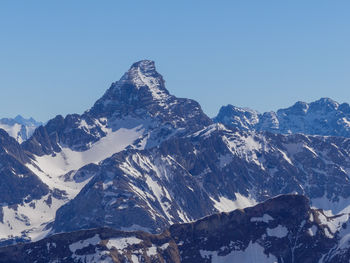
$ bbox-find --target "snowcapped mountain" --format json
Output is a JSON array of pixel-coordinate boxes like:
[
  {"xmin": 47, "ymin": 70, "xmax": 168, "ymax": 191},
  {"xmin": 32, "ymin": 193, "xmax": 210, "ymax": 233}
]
[
  {"xmin": 2, "ymin": 195, "xmax": 350, "ymax": 263},
  {"xmin": 0, "ymin": 60, "xmax": 212, "ymax": 245},
  {"xmin": 2, "ymin": 60, "xmax": 350, "ymax": 262},
  {"xmin": 0, "ymin": 115, "xmax": 42, "ymax": 143},
  {"xmin": 50, "ymin": 122, "xmax": 350, "ymax": 235},
  {"xmin": 214, "ymin": 98, "xmax": 350, "ymax": 137},
  {"xmin": 23, "ymin": 60, "xmax": 211, "ymax": 156}
]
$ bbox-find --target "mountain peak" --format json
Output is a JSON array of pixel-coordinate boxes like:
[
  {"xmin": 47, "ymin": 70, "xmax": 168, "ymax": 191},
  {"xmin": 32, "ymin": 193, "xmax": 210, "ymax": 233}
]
[
  {"xmin": 315, "ymin": 97, "xmax": 337, "ymax": 104},
  {"xmin": 120, "ymin": 59, "xmax": 168, "ymax": 96},
  {"xmin": 89, "ymin": 60, "xmax": 171, "ymax": 118},
  {"xmin": 130, "ymin": 60, "xmax": 156, "ymax": 74},
  {"xmin": 312, "ymin": 97, "xmax": 339, "ymax": 108},
  {"xmin": 277, "ymin": 100, "xmax": 309, "ymax": 116}
]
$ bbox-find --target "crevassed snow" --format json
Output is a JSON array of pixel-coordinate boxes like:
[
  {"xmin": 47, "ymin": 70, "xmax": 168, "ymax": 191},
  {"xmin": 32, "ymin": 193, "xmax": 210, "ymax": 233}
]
[
  {"xmin": 210, "ymin": 194, "xmax": 257, "ymax": 213},
  {"xmin": 267, "ymin": 225, "xmax": 288, "ymax": 238},
  {"xmin": 251, "ymin": 214, "xmax": 274, "ymax": 223},
  {"xmin": 106, "ymin": 236, "xmax": 142, "ymax": 250},
  {"xmin": 200, "ymin": 241, "xmax": 278, "ymax": 263}
]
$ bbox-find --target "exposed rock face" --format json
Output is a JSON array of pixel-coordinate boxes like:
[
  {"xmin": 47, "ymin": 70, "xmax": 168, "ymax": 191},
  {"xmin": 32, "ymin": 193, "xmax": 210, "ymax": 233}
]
[
  {"xmin": 0, "ymin": 129, "xmax": 48, "ymax": 205},
  {"xmin": 214, "ymin": 98, "xmax": 350, "ymax": 137},
  {"xmin": 2, "ymin": 195, "xmax": 350, "ymax": 263}
]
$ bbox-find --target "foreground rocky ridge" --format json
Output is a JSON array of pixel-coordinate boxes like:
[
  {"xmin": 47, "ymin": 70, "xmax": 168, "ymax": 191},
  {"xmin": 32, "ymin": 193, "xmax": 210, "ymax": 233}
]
[{"xmin": 2, "ymin": 195, "xmax": 350, "ymax": 263}]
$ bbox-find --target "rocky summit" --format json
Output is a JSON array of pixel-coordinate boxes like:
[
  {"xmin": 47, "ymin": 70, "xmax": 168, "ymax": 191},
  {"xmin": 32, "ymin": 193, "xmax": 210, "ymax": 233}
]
[{"xmin": 1, "ymin": 60, "xmax": 350, "ymax": 262}]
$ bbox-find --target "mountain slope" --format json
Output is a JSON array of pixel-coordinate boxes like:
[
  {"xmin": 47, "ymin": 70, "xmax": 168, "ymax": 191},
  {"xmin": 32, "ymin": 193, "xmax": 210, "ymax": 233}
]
[
  {"xmin": 0, "ymin": 60, "xmax": 212, "ymax": 245},
  {"xmin": 23, "ymin": 60, "xmax": 211, "ymax": 156},
  {"xmin": 0, "ymin": 129, "xmax": 50, "ymax": 245},
  {"xmin": 2, "ymin": 195, "xmax": 350, "ymax": 263},
  {"xmin": 51, "ymin": 123, "xmax": 350, "ymax": 234},
  {"xmin": 214, "ymin": 98, "xmax": 350, "ymax": 137}
]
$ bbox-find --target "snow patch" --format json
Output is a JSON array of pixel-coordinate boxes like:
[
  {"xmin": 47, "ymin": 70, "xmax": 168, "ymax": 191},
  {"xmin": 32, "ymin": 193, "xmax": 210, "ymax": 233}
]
[
  {"xmin": 200, "ymin": 241, "xmax": 278, "ymax": 263},
  {"xmin": 146, "ymin": 245, "xmax": 158, "ymax": 256},
  {"xmin": 251, "ymin": 214, "xmax": 274, "ymax": 223},
  {"xmin": 69, "ymin": 234, "xmax": 101, "ymax": 252},
  {"xmin": 267, "ymin": 225, "xmax": 288, "ymax": 238},
  {"xmin": 0, "ymin": 194, "xmax": 66, "ymax": 241},
  {"xmin": 210, "ymin": 194, "xmax": 257, "ymax": 213},
  {"xmin": 308, "ymin": 225, "xmax": 318, "ymax": 236},
  {"xmin": 106, "ymin": 236, "xmax": 142, "ymax": 250}
]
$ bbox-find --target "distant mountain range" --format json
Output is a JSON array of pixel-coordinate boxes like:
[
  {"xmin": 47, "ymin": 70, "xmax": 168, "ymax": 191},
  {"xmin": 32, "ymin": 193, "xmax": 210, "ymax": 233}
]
[
  {"xmin": 1, "ymin": 60, "xmax": 350, "ymax": 262},
  {"xmin": 214, "ymin": 98, "xmax": 350, "ymax": 137},
  {"xmin": 0, "ymin": 115, "xmax": 42, "ymax": 143}
]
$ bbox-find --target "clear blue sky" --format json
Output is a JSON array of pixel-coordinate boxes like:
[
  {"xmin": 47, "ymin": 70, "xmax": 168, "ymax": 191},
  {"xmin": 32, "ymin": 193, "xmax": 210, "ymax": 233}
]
[{"xmin": 1, "ymin": 1, "xmax": 350, "ymax": 121}]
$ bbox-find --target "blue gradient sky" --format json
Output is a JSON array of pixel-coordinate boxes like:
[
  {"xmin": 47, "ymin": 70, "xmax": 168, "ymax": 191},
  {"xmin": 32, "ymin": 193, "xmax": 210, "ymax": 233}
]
[{"xmin": 1, "ymin": 1, "xmax": 350, "ymax": 121}]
